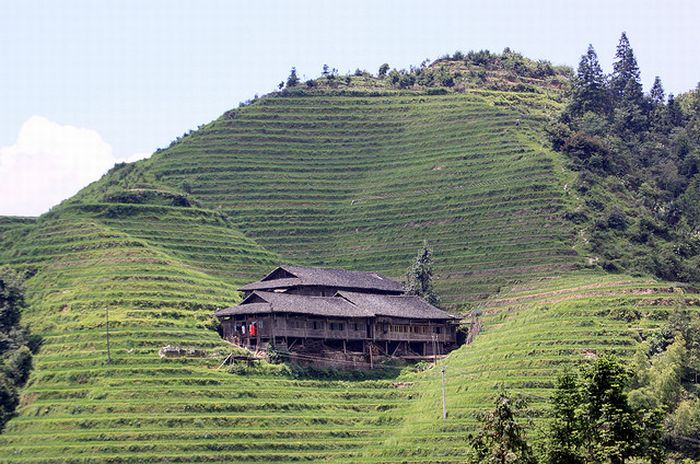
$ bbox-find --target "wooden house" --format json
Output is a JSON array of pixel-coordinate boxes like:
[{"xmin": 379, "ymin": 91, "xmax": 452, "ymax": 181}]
[{"xmin": 215, "ymin": 266, "xmax": 461, "ymax": 361}]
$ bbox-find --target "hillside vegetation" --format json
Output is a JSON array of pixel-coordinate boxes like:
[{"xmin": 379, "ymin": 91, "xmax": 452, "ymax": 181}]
[
  {"xmin": 1, "ymin": 49, "xmax": 698, "ymax": 462},
  {"xmin": 370, "ymin": 271, "xmax": 700, "ymax": 462},
  {"xmin": 72, "ymin": 82, "xmax": 579, "ymax": 306}
]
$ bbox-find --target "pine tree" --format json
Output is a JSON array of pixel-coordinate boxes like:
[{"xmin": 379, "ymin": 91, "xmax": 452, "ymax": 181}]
[
  {"xmin": 610, "ymin": 32, "xmax": 644, "ymax": 106},
  {"xmin": 667, "ymin": 94, "xmax": 685, "ymax": 127},
  {"xmin": 404, "ymin": 241, "xmax": 440, "ymax": 306},
  {"xmin": 648, "ymin": 77, "xmax": 668, "ymax": 131},
  {"xmin": 569, "ymin": 45, "xmax": 608, "ymax": 117},
  {"xmin": 470, "ymin": 391, "xmax": 535, "ymax": 464},
  {"xmin": 649, "ymin": 76, "xmax": 665, "ymax": 106}
]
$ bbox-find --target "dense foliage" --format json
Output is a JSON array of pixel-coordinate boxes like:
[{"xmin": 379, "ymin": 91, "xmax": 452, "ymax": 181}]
[
  {"xmin": 470, "ymin": 391, "xmax": 536, "ymax": 464},
  {"xmin": 544, "ymin": 355, "xmax": 664, "ymax": 464},
  {"xmin": 0, "ymin": 268, "xmax": 33, "ymax": 431},
  {"xmin": 629, "ymin": 309, "xmax": 700, "ymax": 460},
  {"xmin": 550, "ymin": 33, "xmax": 700, "ymax": 282}
]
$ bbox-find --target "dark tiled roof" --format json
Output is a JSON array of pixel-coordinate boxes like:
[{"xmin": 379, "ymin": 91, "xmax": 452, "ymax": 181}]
[
  {"xmin": 337, "ymin": 291, "xmax": 458, "ymax": 320},
  {"xmin": 215, "ymin": 290, "xmax": 459, "ymax": 321},
  {"xmin": 238, "ymin": 265, "xmax": 403, "ymax": 293},
  {"xmin": 215, "ymin": 291, "xmax": 363, "ymax": 318}
]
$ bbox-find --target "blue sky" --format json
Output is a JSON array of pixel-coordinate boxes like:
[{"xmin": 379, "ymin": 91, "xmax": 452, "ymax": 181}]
[{"xmin": 1, "ymin": 0, "xmax": 698, "ymax": 215}]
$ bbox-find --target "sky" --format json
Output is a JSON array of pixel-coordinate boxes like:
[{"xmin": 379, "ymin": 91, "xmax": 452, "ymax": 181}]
[{"xmin": 1, "ymin": 0, "xmax": 698, "ymax": 216}]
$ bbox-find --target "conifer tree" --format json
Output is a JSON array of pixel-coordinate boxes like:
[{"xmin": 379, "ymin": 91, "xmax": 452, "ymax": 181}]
[
  {"xmin": 610, "ymin": 32, "xmax": 644, "ymax": 106},
  {"xmin": 569, "ymin": 45, "xmax": 608, "ymax": 117},
  {"xmin": 649, "ymin": 76, "xmax": 665, "ymax": 106},
  {"xmin": 405, "ymin": 241, "xmax": 440, "ymax": 306},
  {"xmin": 667, "ymin": 94, "xmax": 685, "ymax": 127}
]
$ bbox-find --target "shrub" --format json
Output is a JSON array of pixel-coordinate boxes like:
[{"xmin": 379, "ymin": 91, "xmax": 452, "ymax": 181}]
[
  {"xmin": 607, "ymin": 207, "xmax": 628, "ymax": 230},
  {"xmin": 5, "ymin": 346, "xmax": 32, "ymax": 386},
  {"xmin": 378, "ymin": 63, "xmax": 390, "ymax": 78},
  {"xmin": 0, "ymin": 377, "xmax": 18, "ymax": 430}
]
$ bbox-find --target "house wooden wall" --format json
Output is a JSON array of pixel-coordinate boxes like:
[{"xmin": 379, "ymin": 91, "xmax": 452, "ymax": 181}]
[{"xmin": 220, "ymin": 313, "xmax": 456, "ymax": 345}]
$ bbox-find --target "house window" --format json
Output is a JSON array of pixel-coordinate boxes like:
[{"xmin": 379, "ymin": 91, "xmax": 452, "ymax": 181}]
[
  {"xmin": 353, "ymin": 323, "xmax": 359, "ymax": 331},
  {"xmin": 434, "ymin": 326, "xmax": 441, "ymax": 334}
]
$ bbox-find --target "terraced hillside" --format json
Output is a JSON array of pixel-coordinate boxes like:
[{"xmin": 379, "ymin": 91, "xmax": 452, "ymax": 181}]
[
  {"xmin": 0, "ymin": 216, "xmax": 35, "ymax": 243},
  {"xmin": 74, "ymin": 86, "xmax": 579, "ymax": 305},
  {"xmin": 5, "ymin": 218, "xmax": 696, "ymax": 463},
  {"xmin": 4, "ymin": 66, "xmax": 690, "ymax": 462},
  {"xmin": 367, "ymin": 271, "xmax": 700, "ymax": 462},
  {"xmin": 0, "ymin": 211, "xmax": 415, "ymax": 463}
]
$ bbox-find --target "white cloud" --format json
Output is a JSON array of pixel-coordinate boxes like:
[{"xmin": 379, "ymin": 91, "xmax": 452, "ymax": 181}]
[
  {"xmin": 124, "ymin": 152, "xmax": 151, "ymax": 163},
  {"xmin": 0, "ymin": 116, "xmax": 151, "ymax": 217}
]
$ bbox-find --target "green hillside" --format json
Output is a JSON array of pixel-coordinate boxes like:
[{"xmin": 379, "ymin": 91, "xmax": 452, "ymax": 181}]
[
  {"xmin": 2, "ymin": 56, "xmax": 696, "ymax": 462},
  {"xmin": 73, "ymin": 83, "xmax": 579, "ymax": 306},
  {"xmin": 0, "ymin": 212, "xmax": 411, "ymax": 463},
  {"xmin": 371, "ymin": 271, "xmax": 700, "ymax": 462}
]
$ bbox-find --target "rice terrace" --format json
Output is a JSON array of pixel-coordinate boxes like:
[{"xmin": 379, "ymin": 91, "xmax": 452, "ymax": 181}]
[{"xmin": 1, "ymin": 2, "xmax": 700, "ymax": 463}]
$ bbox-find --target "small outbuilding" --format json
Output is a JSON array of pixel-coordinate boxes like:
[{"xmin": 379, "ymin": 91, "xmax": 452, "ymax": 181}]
[{"xmin": 215, "ymin": 265, "xmax": 461, "ymax": 362}]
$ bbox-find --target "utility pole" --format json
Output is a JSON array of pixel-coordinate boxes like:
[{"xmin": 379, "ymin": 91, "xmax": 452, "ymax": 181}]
[
  {"xmin": 270, "ymin": 305, "xmax": 275, "ymax": 349},
  {"xmin": 441, "ymin": 366, "xmax": 447, "ymax": 421},
  {"xmin": 432, "ymin": 334, "xmax": 437, "ymax": 365},
  {"xmin": 105, "ymin": 306, "xmax": 112, "ymax": 365}
]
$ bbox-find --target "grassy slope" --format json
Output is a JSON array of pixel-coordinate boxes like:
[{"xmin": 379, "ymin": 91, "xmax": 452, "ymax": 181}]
[
  {"xmin": 84, "ymin": 87, "xmax": 579, "ymax": 306},
  {"xmin": 368, "ymin": 271, "xmax": 700, "ymax": 462},
  {"xmin": 0, "ymin": 211, "xmax": 412, "ymax": 463},
  {"xmin": 2, "ymin": 79, "xmax": 692, "ymax": 462}
]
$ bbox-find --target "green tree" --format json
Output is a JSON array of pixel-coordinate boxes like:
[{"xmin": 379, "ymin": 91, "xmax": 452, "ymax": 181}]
[
  {"xmin": 666, "ymin": 398, "xmax": 700, "ymax": 457},
  {"xmin": 5, "ymin": 345, "xmax": 32, "ymax": 386},
  {"xmin": 0, "ymin": 268, "xmax": 25, "ymax": 333},
  {"xmin": 404, "ymin": 241, "xmax": 440, "ymax": 306},
  {"xmin": 545, "ymin": 355, "xmax": 665, "ymax": 464},
  {"xmin": 578, "ymin": 355, "xmax": 639, "ymax": 464},
  {"xmin": 0, "ymin": 268, "xmax": 33, "ymax": 431},
  {"xmin": 667, "ymin": 94, "xmax": 685, "ymax": 127},
  {"xmin": 470, "ymin": 391, "xmax": 535, "ymax": 464},
  {"xmin": 569, "ymin": 45, "xmax": 609, "ymax": 117},
  {"xmin": 545, "ymin": 371, "xmax": 584, "ymax": 464},
  {"xmin": 286, "ymin": 67, "xmax": 299, "ymax": 88},
  {"xmin": 0, "ymin": 376, "xmax": 18, "ymax": 429},
  {"xmin": 378, "ymin": 63, "xmax": 390, "ymax": 78},
  {"xmin": 610, "ymin": 32, "xmax": 644, "ymax": 106},
  {"xmin": 649, "ymin": 76, "xmax": 665, "ymax": 106}
]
